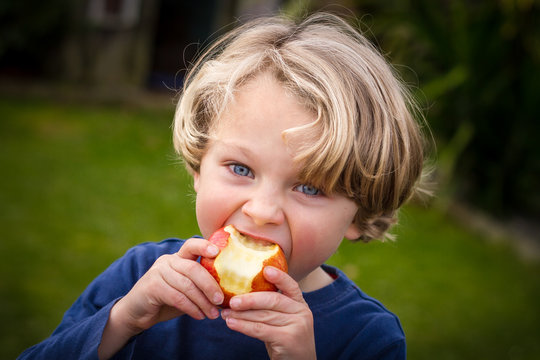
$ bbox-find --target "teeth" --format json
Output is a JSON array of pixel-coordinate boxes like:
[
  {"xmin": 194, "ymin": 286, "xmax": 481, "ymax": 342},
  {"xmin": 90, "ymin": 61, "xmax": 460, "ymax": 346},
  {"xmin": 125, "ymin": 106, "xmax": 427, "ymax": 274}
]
[{"xmin": 215, "ymin": 225, "xmax": 279, "ymax": 295}]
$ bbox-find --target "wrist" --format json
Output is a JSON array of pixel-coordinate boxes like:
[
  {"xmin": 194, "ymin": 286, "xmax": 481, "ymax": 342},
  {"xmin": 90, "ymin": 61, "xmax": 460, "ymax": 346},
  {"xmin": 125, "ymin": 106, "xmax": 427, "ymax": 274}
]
[
  {"xmin": 98, "ymin": 299, "xmax": 141, "ymax": 360},
  {"xmin": 109, "ymin": 297, "xmax": 145, "ymax": 337}
]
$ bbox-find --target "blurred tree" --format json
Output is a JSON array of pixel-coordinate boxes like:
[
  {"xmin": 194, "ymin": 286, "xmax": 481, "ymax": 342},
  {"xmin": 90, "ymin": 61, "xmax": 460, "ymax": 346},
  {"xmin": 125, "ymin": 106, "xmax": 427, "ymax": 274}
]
[
  {"xmin": 391, "ymin": 0, "xmax": 539, "ymax": 219},
  {"xmin": 0, "ymin": 0, "xmax": 71, "ymax": 77}
]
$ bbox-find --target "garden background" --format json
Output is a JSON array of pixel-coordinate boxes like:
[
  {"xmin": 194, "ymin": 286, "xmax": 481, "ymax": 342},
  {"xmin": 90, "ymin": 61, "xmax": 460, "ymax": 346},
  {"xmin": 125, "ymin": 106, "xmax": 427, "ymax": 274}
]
[{"xmin": 1, "ymin": 0, "xmax": 539, "ymax": 359}]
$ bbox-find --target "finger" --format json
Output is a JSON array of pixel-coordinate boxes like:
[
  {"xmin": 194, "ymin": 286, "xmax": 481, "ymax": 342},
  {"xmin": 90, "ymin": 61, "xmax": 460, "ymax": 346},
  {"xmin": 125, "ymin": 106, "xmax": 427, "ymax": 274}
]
[
  {"xmin": 263, "ymin": 266, "xmax": 305, "ymax": 303},
  {"xmin": 223, "ymin": 315, "xmax": 309, "ymax": 350},
  {"xmin": 223, "ymin": 316, "xmax": 276, "ymax": 341},
  {"xmin": 228, "ymin": 291, "xmax": 296, "ymax": 313},
  {"xmin": 130, "ymin": 266, "xmax": 206, "ymax": 322},
  {"xmin": 227, "ymin": 267, "xmax": 304, "ymax": 311},
  {"xmin": 168, "ymin": 256, "xmax": 224, "ymax": 306},
  {"xmin": 221, "ymin": 308, "xmax": 288, "ymax": 327},
  {"xmin": 223, "ymin": 301, "xmax": 315, "ymax": 356},
  {"xmin": 157, "ymin": 279, "xmax": 206, "ymax": 320},
  {"xmin": 176, "ymin": 237, "xmax": 220, "ymax": 261},
  {"xmin": 159, "ymin": 265, "xmax": 216, "ymax": 319},
  {"xmin": 161, "ymin": 258, "xmax": 222, "ymax": 318}
]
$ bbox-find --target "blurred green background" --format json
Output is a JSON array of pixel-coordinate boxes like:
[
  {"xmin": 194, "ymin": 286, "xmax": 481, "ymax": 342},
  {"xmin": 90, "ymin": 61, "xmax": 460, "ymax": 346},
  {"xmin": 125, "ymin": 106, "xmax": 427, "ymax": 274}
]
[{"xmin": 1, "ymin": 0, "xmax": 539, "ymax": 359}]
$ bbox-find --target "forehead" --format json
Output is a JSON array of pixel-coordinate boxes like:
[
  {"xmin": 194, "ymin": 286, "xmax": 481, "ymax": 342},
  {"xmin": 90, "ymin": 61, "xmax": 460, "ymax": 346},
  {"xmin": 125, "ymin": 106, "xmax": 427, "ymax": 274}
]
[{"xmin": 211, "ymin": 72, "xmax": 318, "ymax": 147}]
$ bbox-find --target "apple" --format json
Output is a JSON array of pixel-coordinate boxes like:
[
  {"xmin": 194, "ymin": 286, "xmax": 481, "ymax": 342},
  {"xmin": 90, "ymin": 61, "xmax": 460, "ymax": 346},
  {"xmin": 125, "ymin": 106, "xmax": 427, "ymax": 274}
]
[{"xmin": 201, "ymin": 225, "xmax": 288, "ymax": 308}]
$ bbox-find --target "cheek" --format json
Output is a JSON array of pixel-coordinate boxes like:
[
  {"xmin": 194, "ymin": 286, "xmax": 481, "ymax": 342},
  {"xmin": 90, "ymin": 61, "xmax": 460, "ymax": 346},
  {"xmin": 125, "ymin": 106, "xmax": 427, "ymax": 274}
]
[
  {"xmin": 288, "ymin": 222, "xmax": 342, "ymax": 278},
  {"xmin": 195, "ymin": 185, "xmax": 235, "ymax": 239},
  {"xmin": 195, "ymin": 181, "xmax": 246, "ymax": 239}
]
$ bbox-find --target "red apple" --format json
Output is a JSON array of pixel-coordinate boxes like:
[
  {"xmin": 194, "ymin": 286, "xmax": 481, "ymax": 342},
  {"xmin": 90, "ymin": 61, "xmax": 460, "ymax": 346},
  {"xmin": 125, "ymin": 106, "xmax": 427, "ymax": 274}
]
[{"xmin": 201, "ymin": 225, "xmax": 288, "ymax": 308}]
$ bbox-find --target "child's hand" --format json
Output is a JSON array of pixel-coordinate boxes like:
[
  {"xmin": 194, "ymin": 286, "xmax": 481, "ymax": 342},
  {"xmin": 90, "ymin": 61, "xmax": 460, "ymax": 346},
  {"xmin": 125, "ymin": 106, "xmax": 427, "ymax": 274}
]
[
  {"xmin": 99, "ymin": 238, "xmax": 224, "ymax": 359},
  {"xmin": 117, "ymin": 238, "xmax": 224, "ymax": 331},
  {"xmin": 221, "ymin": 267, "xmax": 316, "ymax": 360}
]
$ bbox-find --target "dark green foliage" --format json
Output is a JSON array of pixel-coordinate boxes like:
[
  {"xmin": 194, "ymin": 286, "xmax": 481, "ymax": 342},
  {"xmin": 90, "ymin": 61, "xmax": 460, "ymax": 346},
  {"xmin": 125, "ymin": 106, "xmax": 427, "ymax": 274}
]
[
  {"xmin": 345, "ymin": 0, "xmax": 540, "ymax": 217},
  {"xmin": 0, "ymin": 0, "xmax": 72, "ymax": 75}
]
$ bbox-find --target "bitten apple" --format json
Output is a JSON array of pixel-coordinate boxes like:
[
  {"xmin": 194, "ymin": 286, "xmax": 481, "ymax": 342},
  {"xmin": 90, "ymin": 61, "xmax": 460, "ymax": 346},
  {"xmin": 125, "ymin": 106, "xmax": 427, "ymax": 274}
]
[{"xmin": 201, "ymin": 225, "xmax": 288, "ymax": 308}]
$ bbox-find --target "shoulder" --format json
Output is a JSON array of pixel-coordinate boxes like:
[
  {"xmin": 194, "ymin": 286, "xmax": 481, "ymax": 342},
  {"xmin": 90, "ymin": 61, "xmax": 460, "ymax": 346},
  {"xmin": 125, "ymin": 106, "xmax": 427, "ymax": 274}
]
[
  {"xmin": 112, "ymin": 237, "xmax": 199, "ymax": 278},
  {"xmin": 306, "ymin": 265, "xmax": 405, "ymax": 360},
  {"xmin": 84, "ymin": 238, "xmax": 190, "ymax": 305},
  {"xmin": 122, "ymin": 238, "xmax": 187, "ymax": 263}
]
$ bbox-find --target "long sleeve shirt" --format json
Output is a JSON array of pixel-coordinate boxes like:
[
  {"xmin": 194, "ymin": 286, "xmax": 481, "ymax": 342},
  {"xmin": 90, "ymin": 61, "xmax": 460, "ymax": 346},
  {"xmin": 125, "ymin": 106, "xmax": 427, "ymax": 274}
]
[{"xmin": 19, "ymin": 238, "xmax": 406, "ymax": 359}]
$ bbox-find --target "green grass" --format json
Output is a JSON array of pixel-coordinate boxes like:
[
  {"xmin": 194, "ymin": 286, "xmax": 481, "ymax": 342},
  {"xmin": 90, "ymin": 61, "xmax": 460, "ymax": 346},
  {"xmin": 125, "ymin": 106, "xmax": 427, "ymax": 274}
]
[
  {"xmin": 1, "ymin": 97, "xmax": 539, "ymax": 360},
  {"xmin": 329, "ymin": 208, "xmax": 540, "ymax": 359}
]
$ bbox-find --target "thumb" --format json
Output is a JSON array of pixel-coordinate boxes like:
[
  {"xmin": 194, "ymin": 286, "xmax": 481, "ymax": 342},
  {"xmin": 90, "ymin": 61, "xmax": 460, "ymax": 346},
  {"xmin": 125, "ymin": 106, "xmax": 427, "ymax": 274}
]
[
  {"xmin": 263, "ymin": 266, "xmax": 304, "ymax": 303},
  {"xmin": 177, "ymin": 238, "xmax": 220, "ymax": 261}
]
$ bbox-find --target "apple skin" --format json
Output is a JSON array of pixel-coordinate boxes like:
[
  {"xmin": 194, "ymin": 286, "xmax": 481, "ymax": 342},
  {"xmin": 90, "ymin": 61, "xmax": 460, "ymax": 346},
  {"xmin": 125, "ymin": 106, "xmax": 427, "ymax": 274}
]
[{"xmin": 201, "ymin": 226, "xmax": 288, "ymax": 308}]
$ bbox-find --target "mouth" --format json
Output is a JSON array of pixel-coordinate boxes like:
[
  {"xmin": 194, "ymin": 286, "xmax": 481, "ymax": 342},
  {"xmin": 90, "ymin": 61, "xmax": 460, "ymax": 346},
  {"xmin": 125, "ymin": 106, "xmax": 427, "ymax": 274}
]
[{"xmin": 225, "ymin": 225, "xmax": 279, "ymax": 250}]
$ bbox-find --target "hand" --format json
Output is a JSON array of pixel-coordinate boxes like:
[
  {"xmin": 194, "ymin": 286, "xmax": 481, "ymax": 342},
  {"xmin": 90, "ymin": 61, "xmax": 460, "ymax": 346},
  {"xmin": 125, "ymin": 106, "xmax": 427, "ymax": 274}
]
[
  {"xmin": 221, "ymin": 267, "xmax": 316, "ymax": 360},
  {"xmin": 98, "ymin": 238, "xmax": 224, "ymax": 359},
  {"xmin": 118, "ymin": 238, "xmax": 225, "ymax": 331}
]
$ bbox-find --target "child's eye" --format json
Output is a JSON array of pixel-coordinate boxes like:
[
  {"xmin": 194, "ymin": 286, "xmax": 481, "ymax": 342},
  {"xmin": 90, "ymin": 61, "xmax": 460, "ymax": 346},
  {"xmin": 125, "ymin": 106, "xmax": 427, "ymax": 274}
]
[
  {"xmin": 295, "ymin": 184, "xmax": 321, "ymax": 196},
  {"xmin": 229, "ymin": 164, "xmax": 253, "ymax": 178}
]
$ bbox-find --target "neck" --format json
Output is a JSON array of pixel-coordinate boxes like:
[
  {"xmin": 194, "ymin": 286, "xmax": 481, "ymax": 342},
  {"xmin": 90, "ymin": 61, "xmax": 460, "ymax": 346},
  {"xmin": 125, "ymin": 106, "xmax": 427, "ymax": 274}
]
[{"xmin": 298, "ymin": 266, "xmax": 334, "ymax": 293}]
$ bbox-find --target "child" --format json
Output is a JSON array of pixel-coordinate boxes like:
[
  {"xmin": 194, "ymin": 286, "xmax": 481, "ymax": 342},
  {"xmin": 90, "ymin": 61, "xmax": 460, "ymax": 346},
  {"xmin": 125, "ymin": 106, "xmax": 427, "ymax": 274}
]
[{"xmin": 20, "ymin": 12, "xmax": 425, "ymax": 360}]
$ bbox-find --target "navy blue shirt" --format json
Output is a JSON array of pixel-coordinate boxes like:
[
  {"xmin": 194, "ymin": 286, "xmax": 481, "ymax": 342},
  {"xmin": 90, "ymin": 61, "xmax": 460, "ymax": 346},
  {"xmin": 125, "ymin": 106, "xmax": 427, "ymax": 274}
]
[{"xmin": 19, "ymin": 239, "xmax": 406, "ymax": 359}]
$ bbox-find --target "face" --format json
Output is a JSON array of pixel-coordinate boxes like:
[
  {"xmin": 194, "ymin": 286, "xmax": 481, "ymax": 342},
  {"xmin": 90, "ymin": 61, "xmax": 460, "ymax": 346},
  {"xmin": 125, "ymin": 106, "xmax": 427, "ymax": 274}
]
[{"xmin": 193, "ymin": 72, "xmax": 361, "ymax": 288}]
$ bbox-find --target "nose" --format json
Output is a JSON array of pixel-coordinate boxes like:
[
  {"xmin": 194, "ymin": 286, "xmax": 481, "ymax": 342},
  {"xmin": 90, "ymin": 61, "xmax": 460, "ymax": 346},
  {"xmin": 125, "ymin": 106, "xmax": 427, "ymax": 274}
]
[{"xmin": 242, "ymin": 184, "xmax": 285, "ymax": 226}]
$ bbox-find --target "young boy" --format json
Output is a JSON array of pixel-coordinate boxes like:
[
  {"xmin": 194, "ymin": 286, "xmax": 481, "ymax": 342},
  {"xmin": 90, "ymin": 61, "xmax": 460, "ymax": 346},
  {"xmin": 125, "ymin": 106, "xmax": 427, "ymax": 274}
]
[{"xmin": 19, "ymin": 12, "xmax": 424, "ymax": 360}]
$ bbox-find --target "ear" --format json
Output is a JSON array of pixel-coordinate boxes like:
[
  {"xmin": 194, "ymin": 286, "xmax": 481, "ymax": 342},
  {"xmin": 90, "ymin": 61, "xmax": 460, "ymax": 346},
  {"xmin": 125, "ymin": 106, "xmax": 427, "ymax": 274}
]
[
  {"xmin": 344, "ymin": 222, "xmax": 362, "ymax": 241},
  {"xmin": 193, "ymin": 172, "xmax": 200, "ymax": 193}
]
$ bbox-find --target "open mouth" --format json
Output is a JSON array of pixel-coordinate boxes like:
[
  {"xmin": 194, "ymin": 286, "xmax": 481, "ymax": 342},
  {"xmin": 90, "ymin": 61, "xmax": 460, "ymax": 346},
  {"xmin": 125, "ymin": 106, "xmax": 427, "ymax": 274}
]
[{"xmin": 227, "ymin": 226, "xmax": 276, "ymax": 249}]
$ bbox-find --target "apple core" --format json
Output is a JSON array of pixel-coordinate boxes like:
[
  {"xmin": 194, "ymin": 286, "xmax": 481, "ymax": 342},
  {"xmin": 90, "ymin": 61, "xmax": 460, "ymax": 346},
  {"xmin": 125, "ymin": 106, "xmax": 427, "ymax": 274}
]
[{"xmin": 214, "ymin": 225, "xmax": 280, "ymax": 295}]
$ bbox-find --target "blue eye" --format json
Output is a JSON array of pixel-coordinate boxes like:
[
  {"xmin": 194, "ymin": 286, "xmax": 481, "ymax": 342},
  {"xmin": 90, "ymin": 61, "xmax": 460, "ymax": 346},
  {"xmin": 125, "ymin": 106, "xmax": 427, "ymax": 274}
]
[
  {"xmin": 295, "ymin": 184, "xmax": 320, "ymax": 196},
  {"xmin": 230, "ymin": 164, "xmax": 253, "ymax": 178}
]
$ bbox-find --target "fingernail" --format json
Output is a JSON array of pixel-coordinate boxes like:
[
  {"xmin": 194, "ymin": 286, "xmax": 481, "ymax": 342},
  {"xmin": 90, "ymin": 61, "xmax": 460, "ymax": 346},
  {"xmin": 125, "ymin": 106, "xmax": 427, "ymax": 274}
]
[
  {"xmin": 229, "ymin": 297, "xmax": 241, "ymax": 308},
  {"xmin": 221, "ymin": 309, "xmax": 230, "ymax": 318},
  {"xmin": 209, "ymin": 307, "xmax": 220, "ymax": 319},
  {"xmin": 207, "ymin": 245, "xmax": 219, "ymax": 256},
  {"xmin": 213, "ymin": 293, "xmax": 223, "ymax": 305},
  {"xmin": 264, "ymin": 266, "xmax": 278, "ymax": 277},
  {"xmin": 195, "ymin": 310, "xmax": 205, "ymax": 320}
]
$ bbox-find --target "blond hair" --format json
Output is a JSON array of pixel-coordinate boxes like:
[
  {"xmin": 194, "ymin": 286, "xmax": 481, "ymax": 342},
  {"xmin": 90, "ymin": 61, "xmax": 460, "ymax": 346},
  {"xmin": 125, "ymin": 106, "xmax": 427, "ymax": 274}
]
[{"xmin": 173, "ymin": 12, "xmax": 425, "ymax": 241}]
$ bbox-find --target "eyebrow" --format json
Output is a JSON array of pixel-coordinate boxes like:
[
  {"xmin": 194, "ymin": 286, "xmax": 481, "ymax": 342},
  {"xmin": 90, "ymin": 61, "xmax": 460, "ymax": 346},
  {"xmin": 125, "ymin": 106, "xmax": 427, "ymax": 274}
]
[{"xmin": 212, "ymin": 138, "xmax": 255, "ymax": 160}]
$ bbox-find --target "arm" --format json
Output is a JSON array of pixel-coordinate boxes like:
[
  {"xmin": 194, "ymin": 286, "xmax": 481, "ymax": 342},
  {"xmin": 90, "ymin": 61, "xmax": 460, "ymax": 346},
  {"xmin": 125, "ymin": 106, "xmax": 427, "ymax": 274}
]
[
  {"xmin": 220, "ymin": 266, "xmax": 316, "ymax": 360},
  {"xmin": 19, "ymin": 238, "xmax": 224, "ymax": 360},
  {"xmin": 17, "ymin": 299, "xmax": 119, "ymax": 360}
]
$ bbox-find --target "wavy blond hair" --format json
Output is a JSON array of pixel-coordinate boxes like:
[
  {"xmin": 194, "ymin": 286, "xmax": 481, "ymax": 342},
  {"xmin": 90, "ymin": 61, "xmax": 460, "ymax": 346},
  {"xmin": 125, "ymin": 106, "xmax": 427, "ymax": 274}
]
[{"xmin": 173, "ymin": 12, "xmax": 426, "ymax": 241}]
